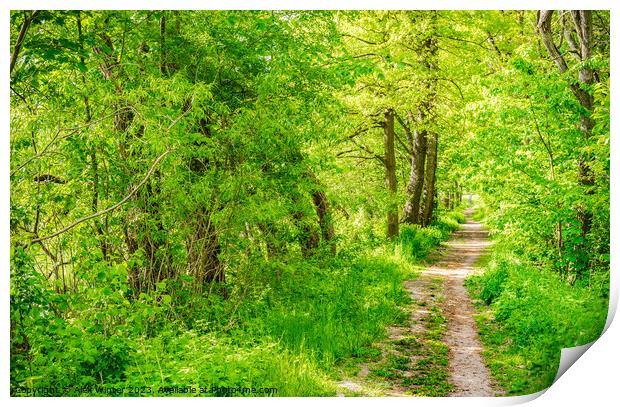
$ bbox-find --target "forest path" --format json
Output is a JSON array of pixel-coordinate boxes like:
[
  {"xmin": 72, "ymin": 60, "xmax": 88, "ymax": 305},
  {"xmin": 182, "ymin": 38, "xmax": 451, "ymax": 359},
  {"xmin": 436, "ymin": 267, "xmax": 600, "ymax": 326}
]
[
  {"xmin": 429, "ymin": 207, "xmax": 495, "ymax": 396},
  {"xmin": 337, "ymin": 207, "xmax": 496, "ymax": 396}
]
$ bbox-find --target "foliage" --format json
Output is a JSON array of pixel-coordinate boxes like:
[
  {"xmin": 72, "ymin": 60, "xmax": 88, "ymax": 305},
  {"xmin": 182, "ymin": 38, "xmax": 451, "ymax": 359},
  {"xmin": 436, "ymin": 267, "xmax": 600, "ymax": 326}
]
[
  {"xmin": 466, "ymin": 243, "xmax": 608, "ymax": 395},
  {"xmin": 9, "ymin": 9, "xmax": 609, "ymax": 397},
  {"xmin": 399, "ymin": 208, "xmax": 464, "ymax": 260}
]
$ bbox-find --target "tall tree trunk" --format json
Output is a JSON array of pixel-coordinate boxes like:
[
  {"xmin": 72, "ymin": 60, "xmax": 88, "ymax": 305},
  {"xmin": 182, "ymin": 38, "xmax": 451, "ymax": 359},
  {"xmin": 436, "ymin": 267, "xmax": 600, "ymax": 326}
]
[
  {"xmin": 383, "ymin": 109, "xmax": 399, "ymax": 238},
  {"xmin": 402, "ymin": 110, "xmax": 427, "ymax": 225},
  {"xmin": 185, "ymin": 113, "xmax": 225, "ymax": 289},
  {"xmin": 421, "ymin": 132, "xmax": 438, "ymax": 227},
  {"xmin": 404, "ymin": 27, "xmax": 437, "ymax": 225}
]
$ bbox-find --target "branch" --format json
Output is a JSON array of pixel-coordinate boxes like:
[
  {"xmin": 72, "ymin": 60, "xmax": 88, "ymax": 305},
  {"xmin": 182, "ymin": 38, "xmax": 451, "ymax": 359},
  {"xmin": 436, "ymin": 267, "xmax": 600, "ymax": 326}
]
[
  {"xmin": 437, "ymin": 77, "xmax": 465, "ymax": 100},
  {"xmin": 341, "ymin": 33, "xmax": 382, "ymax": 45},
  {"xmin": 336, "ymin": 154, "xmax": 378, "ymax": 161},
  {"xmin": 10, "ymin": 85, "xmax": 33, "ymax": 112},
  {"xmin": 11, "ymin": 110, "xmax": 122, "ymax": 177},
  {"xmin": 33, "ymin": 174, "xmax": 66, "ymax": 184},
  {"xmin": 11, "ymin": 127, "xmax": 65, "ymax": 177},
  {"xmin": 349, "ymin": 137, "xmax": 385, "ymax": 164},
  {"xmin": 486, "ymin": 32, "xmax": 503, "ymax": 58},
  {"xmin": 10, "ymin": 10, "xmax": 40, "ymax": 75},
  {"xmin": 528, "ymin": 99, "xmax": 555, "ymax": 178},
  {"xmin": 353, "ymin": 53, "xmax": 381, "ymax": 59},
  {"xmin": 27, "ymin": 149, "xmax": 172, "ymax": 246},
  {"xmin": 537, "ymin": 10, "xmax": 569, "ymax": 73},
  {"xmin": 336, "ymin": 148, "xmax": 357, "ymax": 157},
  {"xmin": 347, "ymin": 126, "xmax": 370, "ymax": 140},
  {"xmin": 436, "ymin": 34, "xmax": 491, "ymax": 51},
  {"xmin": 345, "ymin": 126, "xmax": 384, "ymax": 164},
  {"xmin": 537, "ymin": 9, "xmax": 593, "ymax": 109}
]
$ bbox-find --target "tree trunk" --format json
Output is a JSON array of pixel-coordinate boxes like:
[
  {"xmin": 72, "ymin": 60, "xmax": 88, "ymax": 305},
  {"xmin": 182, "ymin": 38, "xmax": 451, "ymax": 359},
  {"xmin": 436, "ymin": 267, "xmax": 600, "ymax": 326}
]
[
  {"xmin": 292, "ymin": 205, "xmax": 320, "ymax": 257},
  {"xmin": 160, "ymin": 14, "xmax": 167, "ymax": 75},
  {"xmin": 421, "ymin": 132, "xmax": 438, "ymax": 227},
  {"xmin": 311, "ymin": 187, "xmax": 336, "ymax": 253},
  {"xmin": 184, "ymin": 115, "xmax": 225, "ymax": 290},
  {"xmin": 383, "ymin": 109, "xmax": 399, "ymax": 238},
  {"xmin": 10, "ymin": 11, "xmax": 39, "ymax": 75},
  {"xmin": 404, "ymin": 29, "xmax": 437, "ymax": 225},
  {"xmin": 402, "ymin": 110, "xmax": 427, "ymax": 225}
]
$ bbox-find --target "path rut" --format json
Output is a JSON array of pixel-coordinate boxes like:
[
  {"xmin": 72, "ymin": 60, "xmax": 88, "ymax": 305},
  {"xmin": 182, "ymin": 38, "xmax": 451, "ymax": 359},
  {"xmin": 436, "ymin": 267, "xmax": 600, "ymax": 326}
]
[{"xmin": 337, "ymin": 207, "xmax": 495, "ymax": 396}]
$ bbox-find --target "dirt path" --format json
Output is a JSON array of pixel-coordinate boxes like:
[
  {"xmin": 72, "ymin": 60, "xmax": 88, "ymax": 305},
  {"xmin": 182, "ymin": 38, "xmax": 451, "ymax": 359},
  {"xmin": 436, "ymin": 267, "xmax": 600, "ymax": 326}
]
[
  {"xmin": 337, "ymin": 208, "xmax": 495, "ymax": 396},
  {"xmin": 427, "ymin": 208, "xmax": 494, "ymax": 396}
]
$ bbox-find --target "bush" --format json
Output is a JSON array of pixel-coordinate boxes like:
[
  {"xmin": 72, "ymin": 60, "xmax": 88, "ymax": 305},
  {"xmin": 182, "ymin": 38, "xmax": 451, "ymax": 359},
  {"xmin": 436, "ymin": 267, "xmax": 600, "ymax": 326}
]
[
  {"xmin": 476, "ymin": 258, "xmax": 510, "ymax": 305},
  {"xmin": 466, "ymin": 248, "xmax": 608, "ymax": 394},
  {"xmin": 399, "ymin": 225, "xmax": 443, "ymax": 259}
]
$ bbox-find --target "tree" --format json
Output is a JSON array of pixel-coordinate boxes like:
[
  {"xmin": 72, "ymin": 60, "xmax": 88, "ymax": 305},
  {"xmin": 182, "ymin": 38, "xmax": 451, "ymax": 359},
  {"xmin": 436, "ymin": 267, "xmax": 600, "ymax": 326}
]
[{"xmin": 537, "ymin": 10, "xmax": 600, "ymax": 274}]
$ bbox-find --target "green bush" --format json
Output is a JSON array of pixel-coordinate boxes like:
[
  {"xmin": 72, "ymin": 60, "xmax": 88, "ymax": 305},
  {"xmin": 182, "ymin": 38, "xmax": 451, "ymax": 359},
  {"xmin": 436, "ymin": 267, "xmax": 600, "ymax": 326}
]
[
  {"xmin": 476, "ymin": 258, "xmax": 509, "ymax": 305},
  {"xmin": 399, "ymin": 225, "xmax": 443, "ymax": 259},
  {"xmin": 466, "ymin": 248, "xmax": 608, "ymax": 394}
]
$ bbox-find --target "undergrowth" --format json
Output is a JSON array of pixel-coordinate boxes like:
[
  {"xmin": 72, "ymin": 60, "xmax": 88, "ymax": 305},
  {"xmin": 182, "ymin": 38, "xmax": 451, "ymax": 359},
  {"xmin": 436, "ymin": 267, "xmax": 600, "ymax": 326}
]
[
  {"xmin": 11, "ymin": 208, "xmax": 466, "ymax": 396},
  {"xmin": 465, "ymin": 244, "xmax": 608, "ymax": 395}
]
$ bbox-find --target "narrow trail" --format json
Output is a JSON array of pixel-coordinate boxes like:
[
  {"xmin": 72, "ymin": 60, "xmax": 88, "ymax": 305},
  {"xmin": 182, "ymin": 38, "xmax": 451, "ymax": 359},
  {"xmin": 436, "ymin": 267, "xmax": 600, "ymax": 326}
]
[
  {"xmin": 427, "ymin": 207, "xmax": 494, "ymax": 396},
  {"xmin": 337, "ymin": 207, "xmax": 496, "ymax": 397}
]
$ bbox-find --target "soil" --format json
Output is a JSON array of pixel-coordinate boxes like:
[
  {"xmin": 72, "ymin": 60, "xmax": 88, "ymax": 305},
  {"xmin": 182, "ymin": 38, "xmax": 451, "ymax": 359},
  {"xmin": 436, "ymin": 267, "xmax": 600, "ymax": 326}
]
[
  {"xmin": 432, "ymin": 208, "xmax": 495, "ymax": 396},
  {"xmin": 337, "ymin": 207, "xmax": 496, "ymax": 397}
]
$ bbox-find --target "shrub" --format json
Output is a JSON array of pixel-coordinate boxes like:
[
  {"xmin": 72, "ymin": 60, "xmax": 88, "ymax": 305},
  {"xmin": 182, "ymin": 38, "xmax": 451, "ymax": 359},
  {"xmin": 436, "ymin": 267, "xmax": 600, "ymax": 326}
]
[
  {"xmin": 466, "ymin": 248, "xmax": 608, "ymax": 394},
  {"xmin": 399, "ymin": 225, "xmax": 443, "ymax": 259}
]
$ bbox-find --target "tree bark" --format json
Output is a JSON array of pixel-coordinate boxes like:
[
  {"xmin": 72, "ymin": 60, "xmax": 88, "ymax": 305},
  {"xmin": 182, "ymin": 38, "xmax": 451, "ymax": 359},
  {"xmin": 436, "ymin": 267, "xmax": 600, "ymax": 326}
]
[
  {"xmin": 402, "ymin": 110, "xmax": 427, "ymax": 225},
  {"xmin": 404, "ymin": 29, "xmax": 437, "ymax": 225},
  {"xmin": 159, "ymin": 14, "xmax": 167, "ymax": 75},
  {"xmin": 185, "ymin": 114, "xmax": 225, "ymax": 288},
  {"xmin": 308, "ymin": 173, "xmax": 336, "ymax": 253},
  {"xmin": 383, "ymin": 109, "xmax": 399, "ymax": 238},
  {"xmin": 187, "ymin": 207, "xmax": 224, "ymax": 286},
  {"xmin": 10, "ymin": 11, "xmax": 39, "ymax": 75},
  {"xmin": 421, "ymin": 132, "xmax": 438, "ymax": 227}
]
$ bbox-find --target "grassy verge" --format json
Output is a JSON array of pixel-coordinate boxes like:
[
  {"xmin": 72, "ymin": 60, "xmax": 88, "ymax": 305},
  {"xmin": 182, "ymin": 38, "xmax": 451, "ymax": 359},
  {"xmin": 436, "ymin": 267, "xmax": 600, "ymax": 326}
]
[{"xmin": 465, "ymin": 245, "xmax": 608, "ymax": 395}]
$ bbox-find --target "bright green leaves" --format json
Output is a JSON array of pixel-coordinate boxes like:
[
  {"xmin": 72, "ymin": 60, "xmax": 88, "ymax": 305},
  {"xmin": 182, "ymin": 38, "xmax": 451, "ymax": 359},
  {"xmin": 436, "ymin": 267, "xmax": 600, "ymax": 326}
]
[{"xmin": 465, "ymin": 11, "xmax": 609, "ymax": 281}]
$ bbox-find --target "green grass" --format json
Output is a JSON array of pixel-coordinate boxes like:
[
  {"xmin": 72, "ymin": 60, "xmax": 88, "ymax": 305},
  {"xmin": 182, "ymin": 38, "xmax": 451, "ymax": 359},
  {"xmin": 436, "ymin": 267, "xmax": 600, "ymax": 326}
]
[
  {"xmin": 398, "ymin": 208, "xmax": 466, "ymax": 261},
  {"xmin": 365, "ymin": 277, "xmax": 453, "ymax": 397},
  {"xmin": 403, "ymin": 280, "xmax": 453, "ymax": 397},
  {"xmin": 465, "ymin": 245, "xmax": 608, "ymax": 395},
  {"xmin": 12, "ymin": 207, "xmax": 466, "ymax": 397}
]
